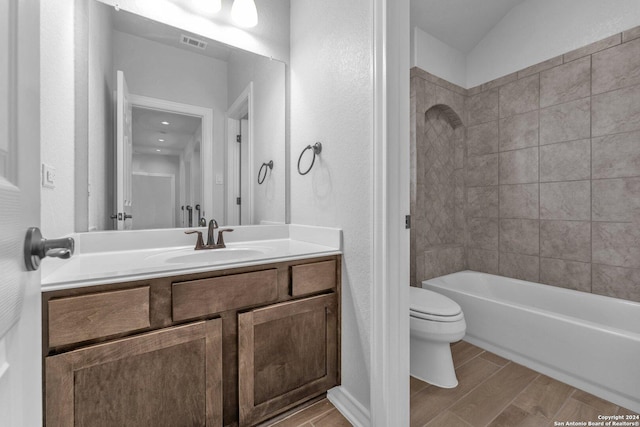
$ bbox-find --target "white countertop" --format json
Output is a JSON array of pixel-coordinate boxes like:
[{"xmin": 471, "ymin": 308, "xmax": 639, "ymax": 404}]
[{"xmin": 41, "ymin": 225, "xmax": 342, "ymax": 292}]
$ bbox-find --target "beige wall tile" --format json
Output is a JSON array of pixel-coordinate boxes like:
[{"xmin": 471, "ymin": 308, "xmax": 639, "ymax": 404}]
[
  {"xmin": 499, "ymin": 75, "xmax": 540, "ymax": 118},
  {"xmin": 593, "ymin": 222, "xmax": 640, "ymax": 268},
  {"xmin": 467, "ymin": 186, "xmax": 499, "ymax": 218},
  {"xmin": 468, "ymin": 218, "xmax": 499, "ymax": 250},
  {"xmin": 467, "ymin": 248, "xmax": 499, "ymax": 274},
  {"xmin": 436, "ymin": 85, "xmax": 466, "ymax": 125},
  {"xmin": 592, "ymin": 177, "xmax": 640, "ymax": 222},
  {"xmin": 540, "ymin": 181, "xmax": 590, "ymax": 220},
  {"xmin": 592, "ymin": 38, "xmax": 640, "ymax": 94},
  {"xmin": 423, "ymin": 246, "xmax": 466, "ymax": 281},
  {"xmin": 467, "ymin": 89, "xmax": 499, "ymax": 126},
  {"xmin": 499, "ymin": 111, "xmax": 539, "ymax": 152},
  {"xmin": 480, "ymin": 72, "xmax": 518, "ymax": 92},
  {"xmin": 592, "ymin": 264, "xmax": 640, "ymax": 302},
  {"xmin": 467, "ymin": 121, "xmax": 499, "ymax": 157},
  {"xmin": 540, "ymin": 97, "xmax": 591, "ymax": 145},
  {"xmin": 540, "ymin": 56, "xmax": 591, "ymax": 108},
  {"xmin": 592, "ymin": 84, "xmax": 640, "ymax": 137},
  {"xmin": 563, "ymin": 33, "xmax": 621, "ymax": 63},
  {"xmin": 592, "ymin": 130, "xmax": 640, "ymax": 179},
  {"xmin": 500, "ymin": 184, "xmax": 539, "ymax": 219},
  {"xmin": 540, "ymin": 139, "xmax": 590, "ymax": 182},
  {"xmin": 540, "ymin": 258, "xmax": 591, "ymax": 292},
  {"xmin": 622, "ymin": 25, "xmax": 640, "ymax": 43},
  {"xmin": 540, "ymin": 220, "xmax": 591, "ymax": 262},
  {"xmin": 466, "ymin": 154, "xmax": 499, "ymax": 187},
  {"xmin": 500, "ymin": 219, "xmax": 540, "ymax": 256},
  {"xmin": 518, "ymin": 55, "xmax": 563, "ymax": 79},
  {"xmin": 499, "ymin": 252, "xmax": 540, "ymax": 282},
  {"xmin": 500, "ymin": 147, "xmax": 539, "ymax": 184}
]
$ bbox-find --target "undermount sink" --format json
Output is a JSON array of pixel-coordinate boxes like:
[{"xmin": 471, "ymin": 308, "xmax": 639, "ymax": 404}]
[
  {"xmin": 165, "ymin": 248, "xmax": 266, "ymax": 264},
  {"xmin": 144, "ymin": 246, "xmax": 271, "ymax": 265}
]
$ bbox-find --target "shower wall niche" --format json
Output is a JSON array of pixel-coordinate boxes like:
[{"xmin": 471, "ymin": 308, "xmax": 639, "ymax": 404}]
[{"xmin": 410, "ymin": 71, "xmax": 467, "ymax": 285}]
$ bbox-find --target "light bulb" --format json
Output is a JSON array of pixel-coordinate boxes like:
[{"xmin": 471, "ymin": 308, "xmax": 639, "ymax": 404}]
[
  {"xmin": 231, "ymin": 0, "xmax": 258, "ymax": 28},
  {"xmin": 192, "ymin": 0, "xmax": 221, "ymax": 15}
]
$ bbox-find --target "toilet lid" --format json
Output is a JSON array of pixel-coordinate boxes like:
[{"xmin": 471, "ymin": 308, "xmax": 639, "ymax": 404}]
[{"xmin": 409, "ymin": 287, "xmax": 462, "ymax": 318}]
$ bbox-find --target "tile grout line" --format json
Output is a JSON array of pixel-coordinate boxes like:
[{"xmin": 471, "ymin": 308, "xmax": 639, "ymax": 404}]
[
  {"xmin": 590, "ymin": 53, "xmax": 594, "ymax": 294},
  {"xmin": 538, "ymin": 72, "xmax": 542, "ymax": 283},
  {"xmin": 497, "ymin": 86, "xmax": 501, "ymax": 274}
]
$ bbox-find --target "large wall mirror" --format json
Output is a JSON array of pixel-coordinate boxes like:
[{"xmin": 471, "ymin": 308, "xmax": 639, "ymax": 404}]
[{"xmin": 80, "ymin": 0, "xmax": 287, "ymax": 231}]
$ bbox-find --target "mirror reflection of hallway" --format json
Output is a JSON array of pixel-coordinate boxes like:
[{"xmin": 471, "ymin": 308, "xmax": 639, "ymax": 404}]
[{"xmin": 130, "ymin": 106, "xmax": 202, "ymax": 229}]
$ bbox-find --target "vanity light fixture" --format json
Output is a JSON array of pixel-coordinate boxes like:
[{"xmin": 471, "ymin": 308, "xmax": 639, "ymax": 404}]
[
  {"xmin": 231, "ymin": 0, "xmax": 258, "ymax": 28},
  {"xmin": 161, "ymin": 121, "xmax": 170, "ymax": 125},
  {"xmin": 158, "ymin": 138, "xmax": 165, "ymax": 142},
  {"xmin": 156, "ymin": 149, "xmax": 161, "ymax": 152}
]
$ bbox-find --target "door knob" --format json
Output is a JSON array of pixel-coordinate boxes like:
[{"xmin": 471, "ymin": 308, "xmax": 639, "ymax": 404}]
[{"xmin": 24, "ymin": 227, "xmax": 75, "ymax": 271}]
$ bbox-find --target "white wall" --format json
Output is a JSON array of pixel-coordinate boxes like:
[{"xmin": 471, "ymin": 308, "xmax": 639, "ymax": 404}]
[
  {"xmin": 412, "ymin": 27, "xmax": 466, "ymax": 88},
  {"xmin": 113, "ymin": 30, "xmax": 228, "ymax": 222},
  {"xmin": 467, "ymin": 0, "xmax": 640, "ymax": 87},
  {"xmin": 227, "ymin": 53, "xmax": 286, "ymax": 224},
  {"xmin": 40, "ymin": 0, "xmax": 76, "ymax": 237},
  {"xmin": 88, "ymin": 1, "xmax": 114, "ymax": 231},
  {"xmin": 291, "ymin": 0, "xmax": 373, "ymax": 412}
]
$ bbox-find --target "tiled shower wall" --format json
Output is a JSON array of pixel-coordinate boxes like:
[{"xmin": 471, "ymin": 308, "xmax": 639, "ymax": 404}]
[
  {"xmin": 410, "ymin": 70, "xmax": 467, "ymax": 285},
  {"xmin": 412, "ymin": 25, "xmax": 640, "ymax": 302}
]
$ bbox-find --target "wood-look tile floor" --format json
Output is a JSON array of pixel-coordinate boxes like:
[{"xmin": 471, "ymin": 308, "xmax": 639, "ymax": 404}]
[
  {"xmin": 411, "ymin": 341, "xmax": 639, "ymax": 427},
  {"xmin": 263, "ymin": 340, "xmax": 639, "ymax": 427},
  {"xmin": 265, "ymin": 398, "xmax": 352, "ymax": 427}
]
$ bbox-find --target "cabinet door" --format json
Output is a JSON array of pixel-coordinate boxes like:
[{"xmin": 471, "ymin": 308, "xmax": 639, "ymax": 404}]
[
  {"xmin": 45, "ymin": 319, "xmax": 223, "ymax": 427},
  {"xmin": 238, "ymin": 294, "xmax": 338, "ymax": 426}
]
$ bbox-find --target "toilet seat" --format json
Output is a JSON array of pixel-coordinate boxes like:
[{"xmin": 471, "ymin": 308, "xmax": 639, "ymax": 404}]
[{"xmin": 410, "ymin": 287, "xmax": 463, "ymax": 322}]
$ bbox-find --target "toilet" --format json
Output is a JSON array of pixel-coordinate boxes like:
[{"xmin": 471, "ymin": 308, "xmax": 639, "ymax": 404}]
[{"xmin": 410, "ymin": 286, "xmax": 466, "ymax": 388}]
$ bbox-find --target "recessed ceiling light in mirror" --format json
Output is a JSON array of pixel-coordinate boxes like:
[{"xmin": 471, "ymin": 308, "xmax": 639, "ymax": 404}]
[{"xmin": 161, "ymin": 121, "xmax": 170, "ymax": 125}]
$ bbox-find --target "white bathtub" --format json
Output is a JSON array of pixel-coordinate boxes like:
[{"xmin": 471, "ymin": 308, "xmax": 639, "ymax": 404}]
[{"xmin": 422, "ymin": 271, "xmax": 640, "ymax": 413}]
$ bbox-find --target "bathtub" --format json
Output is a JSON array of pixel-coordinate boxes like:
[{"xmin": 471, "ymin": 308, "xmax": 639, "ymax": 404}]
[{"xmin": 422, "ymin": 271, "xmax": 640, "ymax": 413}]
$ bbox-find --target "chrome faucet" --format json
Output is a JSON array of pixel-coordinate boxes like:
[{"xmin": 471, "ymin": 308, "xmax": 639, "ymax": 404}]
[{"xmin": 185, "ymin": 218, "xmax": 234, "ymax": 250}]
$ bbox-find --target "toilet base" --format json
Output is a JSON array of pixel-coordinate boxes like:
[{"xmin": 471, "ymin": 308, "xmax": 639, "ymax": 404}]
[{"xmin": 410, "ymin": 339, "xmax": 458, "ymax": 388}]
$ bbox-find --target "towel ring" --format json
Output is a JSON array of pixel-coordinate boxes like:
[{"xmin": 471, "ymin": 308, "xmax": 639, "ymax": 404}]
[
  {"xmin": 297, "ymin": 142, "xmax": 322, "ymax": 175},
  {"xmin": 257, "ymin": 160, "xmax": 273, "ymax": 185}
]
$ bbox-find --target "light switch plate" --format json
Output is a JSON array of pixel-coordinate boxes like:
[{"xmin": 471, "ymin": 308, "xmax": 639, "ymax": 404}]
[
  {"xmin": 215, "ymin": 173, "xmax": 223, "ymax": 185},
  {"xmin": 42, "ymin": 163, "xmax": 56, "ymax": 189}
]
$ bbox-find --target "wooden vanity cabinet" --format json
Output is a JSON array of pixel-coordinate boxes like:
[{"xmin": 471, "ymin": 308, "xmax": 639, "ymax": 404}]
[
  {"xmin": 45, "ymin": 319, "xmax": 223, "ymax": 427},
  {"xmin": 42, "ymin": 255, "xmax": 341, "ymax": 427},
  {"xmin": 238, "ymin": 294, "xmax": 338, "ymax": 426}
]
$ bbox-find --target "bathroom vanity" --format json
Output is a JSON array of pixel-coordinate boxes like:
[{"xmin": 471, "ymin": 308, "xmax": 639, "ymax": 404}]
[{"xmin": 41, "ymin": 227, "xmax": 341, "ymax": 427}]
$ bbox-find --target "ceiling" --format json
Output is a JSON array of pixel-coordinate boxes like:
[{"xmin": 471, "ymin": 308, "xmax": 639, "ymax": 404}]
[
  {"xmin": 111, "ymin": 4, "xmax": 234, "ymax": 62},
  {"xmin": 132, "ymin": 107, "xmax": 201, "ymax": 156},
  {"xmin": 410, "ymin": 0, "xmax": 528, "ymax": 53}
]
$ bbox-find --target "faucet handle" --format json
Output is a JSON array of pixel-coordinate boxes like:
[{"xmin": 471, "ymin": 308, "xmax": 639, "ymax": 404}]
[
  {"xmin": 216, "ymin": 229, "xmax": 234, "ymax": 247},
  {"xmin": 185, "ymin": 230, "xmax": 205, "ymax": 250}
]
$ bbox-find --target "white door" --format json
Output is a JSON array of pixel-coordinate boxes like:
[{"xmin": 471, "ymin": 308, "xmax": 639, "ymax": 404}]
[
  {"xmin": 116, "ymin": 70, "xmax": 133, "ymax": 230},
  {"xmin": 240, "ymin": 118, "xmax": 251, "ymax": 225},
  {"xmin": 0, "ymin": 0, "xmax": 43, "ymax": 425}
]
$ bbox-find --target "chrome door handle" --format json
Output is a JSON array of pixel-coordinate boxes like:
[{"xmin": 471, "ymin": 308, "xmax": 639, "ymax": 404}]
[{"xmin": 24, "ymin": 227, "xmax": 75, "ymax": 271}]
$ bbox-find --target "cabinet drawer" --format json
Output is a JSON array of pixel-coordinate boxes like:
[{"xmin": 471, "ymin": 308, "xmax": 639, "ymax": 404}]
[
  {"xmin": 290, "ymin": 260, "xmax": 336, "ymax": 296},
  {"xmin": 48, "ymin": 286, "xmax": 150, "ymax": 348},
  {"xmin": 172, "ymin": 269, "xmax": 278, "ymax": 322}
]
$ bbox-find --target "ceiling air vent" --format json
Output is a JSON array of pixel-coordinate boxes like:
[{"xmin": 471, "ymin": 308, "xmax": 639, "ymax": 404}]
[{"xmin": 180, "ymin": 34, "xmax": 207, "ymax": 50}]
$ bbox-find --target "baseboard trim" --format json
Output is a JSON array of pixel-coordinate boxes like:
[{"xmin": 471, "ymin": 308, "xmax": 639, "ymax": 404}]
[{"xmin": 327, "ymin": 386, "xmax": 370, "ymax": 427}]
